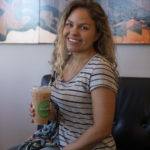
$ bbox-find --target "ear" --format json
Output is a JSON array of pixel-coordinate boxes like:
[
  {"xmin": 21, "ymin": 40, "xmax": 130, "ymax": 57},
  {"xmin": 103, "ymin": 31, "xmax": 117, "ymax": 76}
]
[{"xmin": 94, "ymin": 33, "xmax": 100, "ymax": 42}]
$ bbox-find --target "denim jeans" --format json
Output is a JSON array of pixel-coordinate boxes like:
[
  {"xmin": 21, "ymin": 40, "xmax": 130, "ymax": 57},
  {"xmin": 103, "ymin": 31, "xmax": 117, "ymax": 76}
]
[
  {"xmin": 40, "ymin": 147, "xmax": 60, "ymax": 150},
  {"xmin": 8, "ymin": 146, "xmax": 60, "ymax": 150}
]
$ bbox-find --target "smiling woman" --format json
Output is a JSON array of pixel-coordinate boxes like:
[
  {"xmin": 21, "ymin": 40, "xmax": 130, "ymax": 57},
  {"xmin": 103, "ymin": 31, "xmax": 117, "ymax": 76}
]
[
  {"xmin": 13, "ymin": 1, "xmax": 118, "ymax": 150},
  {"xmin": 48, "ymin": 0, "xmax": 118, "ymax": 150}
]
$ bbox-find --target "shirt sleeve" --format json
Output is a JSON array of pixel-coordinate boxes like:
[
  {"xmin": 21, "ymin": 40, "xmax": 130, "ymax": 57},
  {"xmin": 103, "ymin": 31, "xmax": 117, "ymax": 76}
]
[{"xmin": 89, "ymin": 60, "xmax": 118, "ymax": 93}]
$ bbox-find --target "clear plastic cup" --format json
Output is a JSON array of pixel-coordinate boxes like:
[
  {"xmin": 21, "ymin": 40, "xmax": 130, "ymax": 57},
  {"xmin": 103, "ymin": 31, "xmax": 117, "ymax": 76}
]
[{"xmin": 31, "ymin": 86, "xmax": 51, "ymax": 125}]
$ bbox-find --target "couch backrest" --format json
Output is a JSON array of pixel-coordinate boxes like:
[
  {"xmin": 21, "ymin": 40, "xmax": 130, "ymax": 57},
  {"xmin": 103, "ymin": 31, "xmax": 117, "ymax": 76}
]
[
  {"xmin": 112, "ymin": 77, "xmax": 150, "ymax": 150},
  {"xmin": 41, "ymin": 75, "xmax": 150, "ymax": 150}
]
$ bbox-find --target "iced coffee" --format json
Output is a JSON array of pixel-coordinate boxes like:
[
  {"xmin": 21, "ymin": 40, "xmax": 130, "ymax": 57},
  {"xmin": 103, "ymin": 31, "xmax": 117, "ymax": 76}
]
[{"xmin": 31, "ymin": 86, "xmax": 51, "ymax": 125}]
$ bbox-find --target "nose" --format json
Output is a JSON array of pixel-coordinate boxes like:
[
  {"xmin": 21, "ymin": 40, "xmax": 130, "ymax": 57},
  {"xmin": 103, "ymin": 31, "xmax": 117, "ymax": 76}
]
[{"xmin": 70, "ymin": 27, "xmax": 79, "ymax": 36}]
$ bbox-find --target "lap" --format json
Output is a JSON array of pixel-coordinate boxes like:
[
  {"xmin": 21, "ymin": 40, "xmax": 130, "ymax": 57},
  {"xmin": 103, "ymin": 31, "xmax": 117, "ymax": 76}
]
[
  {"xmin": 8, "ymin": 146, "xmax": 60, "ymax": 150},
  {"xmin": 40, "ymin": 147, "xmax": 60, "ymax": 150}
]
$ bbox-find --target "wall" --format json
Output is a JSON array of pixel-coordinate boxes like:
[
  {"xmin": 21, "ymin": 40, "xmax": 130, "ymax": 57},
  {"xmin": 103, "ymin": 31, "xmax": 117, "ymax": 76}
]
[
  {"xmin": 0, "ymin": 44, "xmax": 53, "ymax": 150},
  {"xmin": 0, "ymin": 44, "xmax": 150, "ymax": 150},
  {"xmin": 116, "ymin": 44, "xmax": 150, "ymax": 77}
]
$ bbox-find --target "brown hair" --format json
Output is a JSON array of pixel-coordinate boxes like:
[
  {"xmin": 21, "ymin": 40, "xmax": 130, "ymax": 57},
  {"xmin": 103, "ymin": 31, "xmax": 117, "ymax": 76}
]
[{"xmin": 51, "ymin": 0, "xmax": 118, "ymax": 80}]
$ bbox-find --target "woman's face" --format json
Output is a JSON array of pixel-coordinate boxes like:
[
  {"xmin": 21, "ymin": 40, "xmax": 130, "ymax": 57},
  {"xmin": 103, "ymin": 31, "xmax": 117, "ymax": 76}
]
[{"xmin": 63, "ymin": 8, "xmax": 98, "ymax": 53}]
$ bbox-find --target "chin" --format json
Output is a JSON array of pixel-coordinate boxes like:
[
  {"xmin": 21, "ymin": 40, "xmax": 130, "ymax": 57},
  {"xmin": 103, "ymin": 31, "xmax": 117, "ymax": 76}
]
[{"xmin": 67, "ymin": 48, "xmax": 78, "ymax": 52}]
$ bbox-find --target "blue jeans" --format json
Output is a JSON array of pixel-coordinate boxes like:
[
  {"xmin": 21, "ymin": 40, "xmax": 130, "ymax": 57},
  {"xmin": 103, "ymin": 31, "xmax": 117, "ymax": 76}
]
[
  {"xmin": 8, "ymin": 146, "xmax": 60, "ymax": 150},
  {"xmin": 40, "ymin": 147, "xmax": 60, "ymax": 150}
]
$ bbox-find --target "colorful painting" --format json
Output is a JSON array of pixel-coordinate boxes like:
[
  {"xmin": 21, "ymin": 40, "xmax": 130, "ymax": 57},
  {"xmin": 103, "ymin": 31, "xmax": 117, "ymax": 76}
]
[
  {"xmin": 96, "ymin": 0, "xmax": 150, "ymax": 44},
  {"xmin": 0, "ymin": 0, "xmax": 150, "ymax": 44},
  {"xmin": 39, "ymin": 0, "xmax": 70, "ymax": 43},
  {"xmin": 0, "ymin": 0, "xmax": 57, "ymax": 43},
  {"xmin": 0, "ymin": 0, "xmax": 40, "ymax": 43}
]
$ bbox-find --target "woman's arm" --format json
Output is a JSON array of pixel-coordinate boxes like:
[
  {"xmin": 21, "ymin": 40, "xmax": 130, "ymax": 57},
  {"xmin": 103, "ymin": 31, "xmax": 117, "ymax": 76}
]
[{"xmin": 63, "ymin": 87, "xmax": 116, "ymax": 150}]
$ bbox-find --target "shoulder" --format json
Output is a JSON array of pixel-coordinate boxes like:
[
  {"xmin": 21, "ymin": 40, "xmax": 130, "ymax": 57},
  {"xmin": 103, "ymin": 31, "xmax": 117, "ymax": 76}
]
[
  {"xmin": 89, "ymin": 54, "xmax": 118, "ymax": 93},
  {"xmin": 88, "ymin": 53, "xmax": 113, "ymax": 70}
]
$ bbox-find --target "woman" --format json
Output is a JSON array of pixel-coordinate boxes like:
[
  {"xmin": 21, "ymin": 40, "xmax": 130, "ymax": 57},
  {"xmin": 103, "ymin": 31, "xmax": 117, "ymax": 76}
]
[{"xmin": 30, "ymin": 0, "xmax": 118, "ymax": 150}]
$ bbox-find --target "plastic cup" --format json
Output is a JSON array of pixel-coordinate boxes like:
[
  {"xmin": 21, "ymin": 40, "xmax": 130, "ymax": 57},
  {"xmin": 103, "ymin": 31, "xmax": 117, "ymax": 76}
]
[{"xmin": 31, "ymin": 86, "xmax": 51, "ymax": 125}]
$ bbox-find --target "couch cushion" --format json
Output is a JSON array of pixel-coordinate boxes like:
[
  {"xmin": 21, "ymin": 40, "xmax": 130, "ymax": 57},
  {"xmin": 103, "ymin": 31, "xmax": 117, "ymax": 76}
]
[{"xmin": 112, "ymin": 77, "xmax": 150, "ymax": 150}]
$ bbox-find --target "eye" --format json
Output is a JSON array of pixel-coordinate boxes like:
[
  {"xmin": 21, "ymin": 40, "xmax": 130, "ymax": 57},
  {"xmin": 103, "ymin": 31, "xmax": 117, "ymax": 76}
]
[
  {"xmin": 80, "ymin": 25, "xmax": 89, "ymax": 30},
  {"xmin": 65, "ymin": 22, "xmax": 73, "ymax": 27}
]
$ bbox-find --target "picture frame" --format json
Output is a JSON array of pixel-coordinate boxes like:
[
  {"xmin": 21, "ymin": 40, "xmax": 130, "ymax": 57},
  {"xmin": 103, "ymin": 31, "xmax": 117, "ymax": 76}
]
[{"xmin": 0, "ymin": 0, "xmax": 149, "ymax": 44}]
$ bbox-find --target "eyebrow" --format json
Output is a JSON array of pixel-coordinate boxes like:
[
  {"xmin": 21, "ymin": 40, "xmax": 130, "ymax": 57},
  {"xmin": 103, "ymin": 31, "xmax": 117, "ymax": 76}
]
[{"xmin": 66, "ymin": 19, "xmax": 90, "ymax": 26}]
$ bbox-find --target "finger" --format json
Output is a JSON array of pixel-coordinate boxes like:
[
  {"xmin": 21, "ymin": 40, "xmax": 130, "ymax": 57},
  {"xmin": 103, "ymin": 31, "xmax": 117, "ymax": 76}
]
[
  {"xmin": 29, "ymin": 112, "xmax": 35, "ymax": 117},
  {"xmin": 30, "ymin": 119, "xmax": 34, "ymax": 123},
  {"xmin": 49, "ymin": 102, "xmax": 54, "ymax": 111},
  {"xmin": 28, "ymin": 136, "xmax": 33, "ymax": 140},
  {"xmin": 29, "ymin": 101, "xmax": 32, "ymax": 107},
  {"xmin": 29, "ymin": 106, "xmax": 35, "ymax": 114},
  {"xmin": 30, "ymin": 109, "xmax": 35, "ymax": 116},
  {"xmin": 31, "ymin": 107, "xmax": 35, "ymax": 112},
  {"xmin": 29, "ymin": 102, "xmax": 33, "ymax": 111}
]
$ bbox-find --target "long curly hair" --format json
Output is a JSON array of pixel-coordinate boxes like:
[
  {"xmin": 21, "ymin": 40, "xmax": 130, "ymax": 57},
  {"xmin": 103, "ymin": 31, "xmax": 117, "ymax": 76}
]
[{"xmin": 51, "ymin": 0, "xmax": 118, "ymax": 81}]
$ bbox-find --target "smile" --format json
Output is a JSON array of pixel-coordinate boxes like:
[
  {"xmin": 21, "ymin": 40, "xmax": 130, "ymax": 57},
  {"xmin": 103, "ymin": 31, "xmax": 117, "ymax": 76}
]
[{"xmin": 68, "ymin": 38, "xmax": 81, "ymax": 43}]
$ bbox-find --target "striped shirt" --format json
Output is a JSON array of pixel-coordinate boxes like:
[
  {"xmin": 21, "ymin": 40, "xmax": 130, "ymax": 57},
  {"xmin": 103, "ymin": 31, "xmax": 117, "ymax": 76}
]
[{"xmin": 51, "ymin": 54, "xmax": 118, "ymax": 150}]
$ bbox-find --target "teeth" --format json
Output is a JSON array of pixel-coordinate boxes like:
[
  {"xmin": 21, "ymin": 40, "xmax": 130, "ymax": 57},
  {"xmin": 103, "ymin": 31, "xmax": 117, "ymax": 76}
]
[{"xmin": 69, "ymin": 38, "xmax": 79, "ymax": 42}]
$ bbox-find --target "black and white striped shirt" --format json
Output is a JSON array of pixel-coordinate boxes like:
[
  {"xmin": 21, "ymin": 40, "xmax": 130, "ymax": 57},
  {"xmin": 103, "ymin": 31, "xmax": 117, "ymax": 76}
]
[{"xmin": 51, "ymin": 54, "xmax": 117, "ymax": 150}]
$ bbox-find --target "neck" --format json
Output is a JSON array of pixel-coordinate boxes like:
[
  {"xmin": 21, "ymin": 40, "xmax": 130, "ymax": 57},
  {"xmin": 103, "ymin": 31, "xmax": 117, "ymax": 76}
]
[{"xmin": 71, "ymin": 50, "xmax": 96, "ymax": 64}]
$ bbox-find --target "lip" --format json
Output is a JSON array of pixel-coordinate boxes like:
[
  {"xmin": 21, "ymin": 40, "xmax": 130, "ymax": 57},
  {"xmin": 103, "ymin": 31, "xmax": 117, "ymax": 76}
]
[{"xmin": 67, "ymin": 37, "xmax": 81, "ymax": 43}]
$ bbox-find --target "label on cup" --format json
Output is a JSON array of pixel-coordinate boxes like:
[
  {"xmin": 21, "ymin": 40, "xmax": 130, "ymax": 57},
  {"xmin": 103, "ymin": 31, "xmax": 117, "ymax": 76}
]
[{"xmin": 38, "ymin": 100, "xmax": 49, "ymax": 118}]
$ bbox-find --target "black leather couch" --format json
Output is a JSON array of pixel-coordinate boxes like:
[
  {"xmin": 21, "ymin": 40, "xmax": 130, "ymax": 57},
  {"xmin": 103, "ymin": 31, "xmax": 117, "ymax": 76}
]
[
  {"xmin": 112, "ymin": 77, "xmax": 150, "ymax": 150},
  {"xmin": 41, "ymin": 74, "xmax": 150, "ymax": 150}
]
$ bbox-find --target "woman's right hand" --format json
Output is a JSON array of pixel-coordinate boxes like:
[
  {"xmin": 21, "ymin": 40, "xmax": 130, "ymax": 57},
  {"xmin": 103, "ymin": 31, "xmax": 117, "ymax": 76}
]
[
  {"xmin": 29, "ymin": 101, "xmax": 57, "ymax": 123},
  {"xmin": 29, "ymin": 101, "xmax": 35, "ymax": 123}
]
